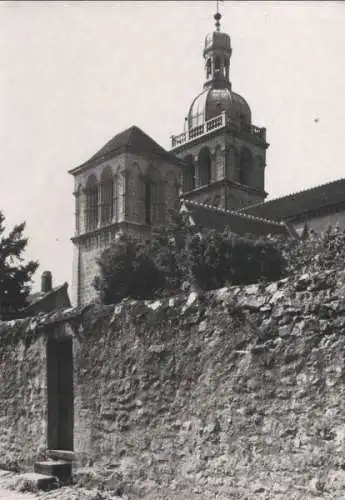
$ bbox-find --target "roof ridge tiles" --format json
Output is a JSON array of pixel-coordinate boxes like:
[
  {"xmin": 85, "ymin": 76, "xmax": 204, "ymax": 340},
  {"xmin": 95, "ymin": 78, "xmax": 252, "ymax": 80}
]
[
  {"xmin": 239, "ymin": 177, "xmax": 345, "ymax": 212},
  {"xmin": 185, "ymin": 200, "xmax": 284, "ymax": 226}
]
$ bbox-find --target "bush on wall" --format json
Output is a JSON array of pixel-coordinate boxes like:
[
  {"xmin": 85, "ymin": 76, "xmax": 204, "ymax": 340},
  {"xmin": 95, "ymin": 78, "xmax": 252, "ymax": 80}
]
[
  {"xmin": 189, "ymin": 230, "xmax": 286, "ymax": 291},
  {"xmin": 272, "ymin": 224, "xmax": 345, "ymax": 276},
  {"xmin": 94, "ymin": 210, "xmax": 288, "ymax": 304},
  {"xmin": 93, "ymin": 233, "xmax": 165, "ymax": 305}
]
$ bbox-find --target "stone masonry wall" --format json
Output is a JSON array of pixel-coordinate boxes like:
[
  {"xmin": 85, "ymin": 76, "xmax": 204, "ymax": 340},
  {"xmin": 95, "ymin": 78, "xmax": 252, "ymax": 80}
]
[
  {"xmin": 0, "ymin": 318, "xmax": 47, "ymax": 470},
  {"xmin": 2, "ymin": 269, "xmax": 345, "ymax": 497},
  {"xmin": 78, "ymin": 243, "xmax": 103, "ymax": 305},
  {"xmin": 69, "ymin": 272, "xmax": 345, "ymax": 498}
]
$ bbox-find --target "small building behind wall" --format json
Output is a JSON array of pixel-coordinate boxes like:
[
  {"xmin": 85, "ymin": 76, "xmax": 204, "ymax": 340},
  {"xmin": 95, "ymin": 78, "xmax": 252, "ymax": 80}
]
[{"xmin": 0, "ymin": 271, "xmax": 71, "ymax": 321}]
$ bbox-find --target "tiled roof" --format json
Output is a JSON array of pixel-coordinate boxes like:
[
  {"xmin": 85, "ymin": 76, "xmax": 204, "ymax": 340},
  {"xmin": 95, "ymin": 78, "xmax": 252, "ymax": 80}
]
[
  {"xmin": 26, "ymin": 283, "xmax": 68, "ymax": 308},
  {"xmin": 183, "ymin": 200, "xmax": 293, "ymax": 237},
  {"xmin": 0, "ymin": 283, "xmax": 71, "ymax": 320},
  {"xmin": 70, "ymin": 125, "xmax": 183, "ymax": 174},
  {"xmin": 240, "ymin": 178, "xmax": 345, "ymax": 221}
]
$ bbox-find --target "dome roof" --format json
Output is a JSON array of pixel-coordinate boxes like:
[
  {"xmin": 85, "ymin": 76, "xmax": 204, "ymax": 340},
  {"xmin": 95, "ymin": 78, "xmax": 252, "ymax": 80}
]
[{"xmin": 188, "ymin": 87, "xmax": 251, "ymax": 130}]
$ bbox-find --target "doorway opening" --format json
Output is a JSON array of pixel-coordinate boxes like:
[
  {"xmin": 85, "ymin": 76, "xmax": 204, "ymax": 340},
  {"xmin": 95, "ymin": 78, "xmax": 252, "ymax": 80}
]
[{"xmin": 47, "ymin": 337, "xmax": 73, "ymax": 451}]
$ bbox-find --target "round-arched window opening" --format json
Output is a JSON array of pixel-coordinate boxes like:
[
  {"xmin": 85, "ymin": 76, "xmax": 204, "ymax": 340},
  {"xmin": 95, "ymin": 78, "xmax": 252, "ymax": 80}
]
[
  {"xmin": 183, "ymin": 155, "xmax": 195, "ymax": 192},
  {"xmin": 100, "ymin": 167, "xmax": 114, "ymax": 225},
  {"xmin": 206, "ymin": 59, "xmax": 212, "ymax": 78},
  {"xmin": 239, "ymin": 148, "xmax": 253, "ymax": 186},
  {"xmin": 198, "ymin": 147, "xmax": 212, "ymax": 186}
]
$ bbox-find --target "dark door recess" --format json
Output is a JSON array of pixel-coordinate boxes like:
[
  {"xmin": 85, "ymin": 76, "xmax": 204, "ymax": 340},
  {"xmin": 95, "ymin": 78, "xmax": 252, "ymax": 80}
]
[{"xmin": 47, "ymin": 337, "xmax": 73, "ymax": 451}]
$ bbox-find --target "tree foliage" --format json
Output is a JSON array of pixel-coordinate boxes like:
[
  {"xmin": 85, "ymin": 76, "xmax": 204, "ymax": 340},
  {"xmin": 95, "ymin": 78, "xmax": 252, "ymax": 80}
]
[
  {"xmin": 189, "ymin": 230, "xmax": 285, "ymax": 291},
  {"xmin": 93, "ymin": 233, "xmax": 165, "ymax": 305},
  {"xmin": 274, "ymin": 224, "xmax": 345, "ymax": 275},
  {"xmin": 0, "ymin": 211, "xmax": 38, "ymax": 316},
  {"xmin": 150, "ymin": 211, "xmax": 193, "ymax": 294},
  {"xmin": 94, "ymin": 210, "xmax": 288, "ymax": 304}
]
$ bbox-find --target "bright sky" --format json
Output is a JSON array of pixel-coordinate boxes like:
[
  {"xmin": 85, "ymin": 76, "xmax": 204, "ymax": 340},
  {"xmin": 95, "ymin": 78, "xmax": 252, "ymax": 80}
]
[{"xmin": 1, "ymin": 1, "xmax": 345, "ymax": 293}]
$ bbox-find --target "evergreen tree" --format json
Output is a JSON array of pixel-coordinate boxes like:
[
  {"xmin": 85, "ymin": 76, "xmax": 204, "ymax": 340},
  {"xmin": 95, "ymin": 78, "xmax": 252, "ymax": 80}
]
[{"xmin": 0, "ymin": 211, "xmax": 39, "ymax": 317}]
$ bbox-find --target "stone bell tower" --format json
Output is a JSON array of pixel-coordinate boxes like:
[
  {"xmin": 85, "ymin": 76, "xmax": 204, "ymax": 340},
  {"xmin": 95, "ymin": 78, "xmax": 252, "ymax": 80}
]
[
  {"xmin": 69, "ymin": 126, "xmax": 181, "ymax": 307},
  {"xmin": 170, "ymin": 8, "xmax": 269, "ymax": 210}
]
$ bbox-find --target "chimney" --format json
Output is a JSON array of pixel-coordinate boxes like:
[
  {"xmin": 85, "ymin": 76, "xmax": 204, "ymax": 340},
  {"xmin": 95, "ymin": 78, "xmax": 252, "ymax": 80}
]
[{"xmin": 41, "ymin": 271, "xmax": 52, "ymax": 293}]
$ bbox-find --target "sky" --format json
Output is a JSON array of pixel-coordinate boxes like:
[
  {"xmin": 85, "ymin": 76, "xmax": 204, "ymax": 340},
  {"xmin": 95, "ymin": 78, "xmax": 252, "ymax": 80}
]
[{"xmin": 1, "ymin": 1, "xmax": 345, "ymax": 293}]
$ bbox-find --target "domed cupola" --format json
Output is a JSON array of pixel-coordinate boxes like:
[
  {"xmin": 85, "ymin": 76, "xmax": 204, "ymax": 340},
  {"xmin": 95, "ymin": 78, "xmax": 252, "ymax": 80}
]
[{"xmin": 187, "ymin": 10, "xmax": 252, "ymax": 130}]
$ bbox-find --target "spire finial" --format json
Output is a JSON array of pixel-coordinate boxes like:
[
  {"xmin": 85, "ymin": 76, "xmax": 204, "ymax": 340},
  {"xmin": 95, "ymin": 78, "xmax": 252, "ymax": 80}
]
[{"xmin": 214, "ymin": 0, "xmax": 222, "ymax": 31}]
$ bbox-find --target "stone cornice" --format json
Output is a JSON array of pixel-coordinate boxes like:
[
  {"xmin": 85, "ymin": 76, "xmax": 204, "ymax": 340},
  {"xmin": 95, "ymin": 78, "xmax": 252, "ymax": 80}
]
[
  {"xmin": 71, "ymin": 220, "xmax": 151, "ymax": 245},
  {"xmin": 182, "ymin": 178, "xmax": 267, "ymax": 199}
]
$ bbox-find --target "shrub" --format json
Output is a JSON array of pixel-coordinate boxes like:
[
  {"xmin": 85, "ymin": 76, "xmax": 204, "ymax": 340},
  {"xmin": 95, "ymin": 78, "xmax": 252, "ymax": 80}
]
[
  {"xmin": 93, "ymin": 233, "xmax": 164, "ymax": 305},
  {"xmin": 274, "ymin": 224, "xmax": 345, "ymax": 275},
  {"xmin": 93, "ymin": 212, "xmax": 288, "ymax": 305},
  {"xmin": 189, "ymin": 230, "xmax": 286, "ymax": 290},
  {"xmin": 150, "ymin": 211, "xmax": 193, "ymax": 294}
]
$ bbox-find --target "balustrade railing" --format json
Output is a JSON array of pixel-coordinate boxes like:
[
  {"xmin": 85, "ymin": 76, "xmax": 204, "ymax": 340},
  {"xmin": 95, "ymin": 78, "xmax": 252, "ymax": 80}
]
[
  {"xmin": 171, "ymin": 111, "xmax": 266, "ymax": 148},
  {"xmin": 206, "ymin": 113, "xmax": 224, "ymax": 132},
  {"xmin": 248, "ymin": 124, "xmax": 266, "ymax": 140}
]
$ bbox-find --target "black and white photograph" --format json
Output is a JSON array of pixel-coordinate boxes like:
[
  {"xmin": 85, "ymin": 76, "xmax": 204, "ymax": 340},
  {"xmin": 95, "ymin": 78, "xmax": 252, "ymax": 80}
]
[{"xmin": 0, "ymin": 1, "xmax": 345, "ymax": 498}]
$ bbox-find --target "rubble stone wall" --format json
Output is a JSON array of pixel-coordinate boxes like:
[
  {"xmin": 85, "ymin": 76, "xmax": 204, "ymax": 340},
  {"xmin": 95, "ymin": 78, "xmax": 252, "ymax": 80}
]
[
  {"xmin": 71, "ymin": 271, "xmax": 345, "ymax": 498},
  {"xmin": 0, "ymin": 319, "xmax": 47, "ymax": 470},
  {"xmin": 2, "ymin": 268, "xmax": 345, "ymax": 497}
]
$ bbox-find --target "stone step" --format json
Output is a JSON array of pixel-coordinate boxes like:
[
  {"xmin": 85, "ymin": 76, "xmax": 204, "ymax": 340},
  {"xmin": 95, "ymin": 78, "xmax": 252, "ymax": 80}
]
[
  {"xmin": 34, "ymin": 460, "xmax": 72, "ymax": 483},
  {"xmin": 47, "ymin": 449, "xmax": 76, "ymax": 462},
  {"xmin": 16, "ymin": 472, "xmax": 58, "ymax": 491}
]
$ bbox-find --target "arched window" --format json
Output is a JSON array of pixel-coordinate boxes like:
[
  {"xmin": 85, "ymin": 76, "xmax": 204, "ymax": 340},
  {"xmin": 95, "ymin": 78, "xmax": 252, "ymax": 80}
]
[
  {"xmin": 183, "ymin": 155, "xmax": 195, "ymax": 192},
  {"xmin": 145, "ymin": 166, "xmax": 163, "ymax": 226},
  {"xmin": 198, "ymin": 147, "xmax": 212, "ymax": 186},
  {"xmin": 85, "ymin": 174, "xmax": 99, "ymax": 231},
  {"xmin": 239, "ymin": 147, "xmax": 253, "ymax": 186},
  {"xmin": 206, "ymin": 59, "xmax": 212, "ymax": 78},
  {"xmin": 254, "ymin": 155, "xmax": 265, "ymax": 190},
  {"xmin": 100, "ymin": 167, "xmax": 114, "ymax": 225},
  {"xmin": 126, "ymin": 163, "xmax": 142, "ymax": 222},
  {"xmin": 145, "ymin": 180, "xmax": 152, "ymax": 225},
  {"xmin": 224, "ymin": 57, "xmax": 229, "ymax": 79}
]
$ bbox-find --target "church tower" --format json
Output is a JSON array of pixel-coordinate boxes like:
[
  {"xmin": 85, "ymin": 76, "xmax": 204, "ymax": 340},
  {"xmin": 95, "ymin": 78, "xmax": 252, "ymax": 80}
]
[
  {"xmin": 171, "ymin": 8, "xmax": 268, "ymax": 210},
  {"xmin": 69, "ymin": 126, "xmax": 181, "ymax": 306}
]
